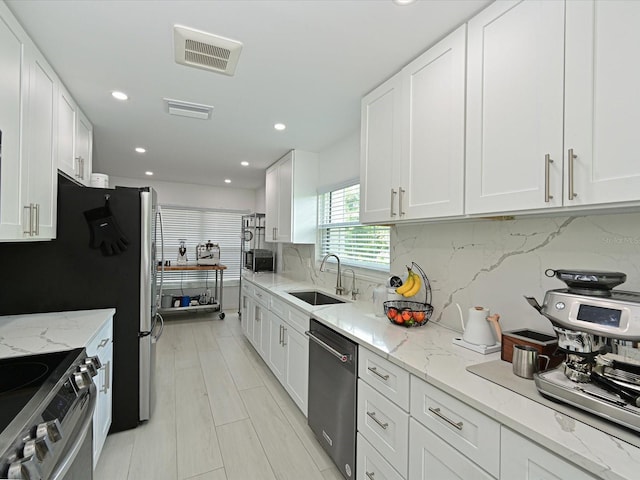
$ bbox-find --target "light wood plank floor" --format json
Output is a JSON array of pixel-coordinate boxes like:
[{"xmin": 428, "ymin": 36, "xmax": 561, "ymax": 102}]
[{"xmin": 95, "ymin": 312, "xmax": 344, "ymax": 480}]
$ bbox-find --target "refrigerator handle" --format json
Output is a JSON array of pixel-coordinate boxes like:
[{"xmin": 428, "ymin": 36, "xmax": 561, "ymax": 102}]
[
  {"xmin": 157, "ymin": 206, "xmax": 165, "ymax": 303},
  {"xmin": 153, "ymin": 312, "xmax": 165, "ymax": 342}
]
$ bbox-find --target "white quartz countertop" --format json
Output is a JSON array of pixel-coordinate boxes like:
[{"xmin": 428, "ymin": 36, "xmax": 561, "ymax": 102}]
[
  {"xmin": 243, "ymin": 272, "xmax": 640, "ymax": 480},
  {"xmin": 0, "ymin": 308, "xmax": 115, "ymax": 358}
]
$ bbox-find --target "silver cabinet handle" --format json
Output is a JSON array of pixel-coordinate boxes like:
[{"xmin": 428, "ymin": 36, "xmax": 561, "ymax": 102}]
[
  {"xmin": 366, "ymin": 411, "xmax": 388, "ymax": 430},
  {"xmin": 399, "ymin": 186, "xmax": 405, "ymax": 216},
  {"xmin": 567, "ymin": 148, "xmax": 577, "ymax": 200},
  {"xmin": 23, "ymin": 205, "xmax": 33, "ymax": 235},
  {"xmin": 281, "ymin": 326, "xmax": 287, "ymax": 346},
  {"xmin": 429, "ymin": 407, "xmax": 463, "ymax": 430},
  {"xmin": 75, "ymin": 156, "xmax": 81, "ymax": 178},
  {"xmin": 305, "ymin": 330, "xmax": 350, "ymax": 362},
  {"xmin": 544, "ymin": 154, "xmax": 554, "ymax": 202},
  {"xmin": 34, "ymin": 203, "xmax": 39, "ymax": 236},
  {"xmin": 366, "ymin": 472, "xmax": 375, "ymax": 480},
  {"xmin": 279, "ymin": 325, "xmax": 283, "ymax": 345},
  {"xmin": 100, "ymin": 360, "xmax": 110, "ymax": 394},
  {"xmin": 390, "ymin": 188, "xmax": 397, "ymax": 217},
  {"xmin": 97, "ymin": 338, "xmax": 109, "ymax": 349},
  {"xmin": 367, "ymin": 366, "xmax": 389, "ymax": 381}
]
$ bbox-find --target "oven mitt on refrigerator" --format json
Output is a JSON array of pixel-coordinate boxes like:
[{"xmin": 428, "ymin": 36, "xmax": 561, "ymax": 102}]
[{"xmin": 83, "ymin": 198, "xmax": 129, "ymax": 256}]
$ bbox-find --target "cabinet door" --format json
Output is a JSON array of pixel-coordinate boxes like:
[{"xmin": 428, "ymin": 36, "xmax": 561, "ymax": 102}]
[
  {"xmin": 76, "ymin": 110, "xmax": 92, "ymax": 185},
  {"xmin": 276, "ymin": 153, "xmax": 293, "ymax": 242},
  {"xmin": 265, "ymin": 165, "xmax": 278, "ymax": 242},
  {"xmin": 284, "ymin": 325, "xmax": 308, "ymax": 416},
  {"xmin": 501, "ymin": 427, "xmax": 597, "ymax": 480},
  {"xmin": 251, "ymin": 302, "xmax": 267, "ymax": 351},
  {"xmin": 400, "ymin": 25, "xmax": 466, "ymax": 219},
  {"xmin": 22, "ymin": 45, "xmax": 57, "ymax": 240},
  {"xmin": 466, "ymin": 0, "xmax": 565, "ymax": 214},
  {"xmin": 240, "ymin": 287, "xmax": 253, "ymax": 338},
  {"xmin": 360, "ymin": 73, "xmax": 402, "ymax": 224},
  {"xmin": 0, "ymin": 13, "xmax": 25, "ymax": 240},
  {"xmin": 408, "ymin": 419, "xmax": 494, "ymax": 480},
  {"xmin": 86, "ymin": 318, "xmax": 113, "ymax": 468},
  {"xmin": 564, "ymin": 0, "xmax": 640, "ymax": 206},
  {"xmin": 267, "ymin": 312, "xmax": 286, "ymax": 383},
  {"xmin": 57, "ymin": 86, "xmax": 76, "ymax": 179}
]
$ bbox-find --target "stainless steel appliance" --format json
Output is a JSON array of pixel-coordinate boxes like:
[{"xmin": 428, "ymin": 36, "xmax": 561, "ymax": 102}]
[
  {"xmin": 306, "ymin": 318, "xmax": 357, "ymax": 480},
  {"xmin": 0, "ymin": 177, "xmax": 164, "ymax": 432},
  {"xmin": 240, "ymin": 213, "xmax": 274, "ymax": 273},
  {"xmin": 196, "ymin": 240, "xmax": 220, "ymax": 265},
  {"xmin": 527, "ymin": 269, "xmax": 640, "ymax": 432},
  {"xmin": 0, "ymin": 348, "xmax": 100, "ymax": 479}
]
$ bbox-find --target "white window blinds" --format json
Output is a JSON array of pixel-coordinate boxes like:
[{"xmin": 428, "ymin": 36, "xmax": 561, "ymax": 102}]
[
  {"xmin": 318, "ymin": 184, "xmax": 390, "ymax": 271},
  {"xmin": 160, "ymin": 206, "xmax": 244, "ymax": 287}
]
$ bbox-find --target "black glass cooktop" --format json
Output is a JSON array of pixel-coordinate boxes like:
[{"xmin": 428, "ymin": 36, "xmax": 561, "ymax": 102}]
[{"xmin": 0, "ymin": 350, "xmax": 78, "ymax": 433}]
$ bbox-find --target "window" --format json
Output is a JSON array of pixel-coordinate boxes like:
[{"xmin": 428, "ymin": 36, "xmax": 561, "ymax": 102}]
[
  {"xmin": 159, "ymin": 206, "xmax": 245, "ymax": 288},
  {"xmin": 317, "ymin": 183, "xmax": 390, "ymax": 271}
]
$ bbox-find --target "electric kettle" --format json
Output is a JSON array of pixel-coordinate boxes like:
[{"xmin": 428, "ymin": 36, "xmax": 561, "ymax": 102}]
[{"xmin": 457, "ymin": 305, "xmax": 502, "ymax": 346}]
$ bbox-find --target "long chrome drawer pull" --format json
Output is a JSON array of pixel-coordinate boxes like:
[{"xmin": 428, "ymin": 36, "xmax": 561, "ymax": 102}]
[
  {"xmin": 568, "ymin": 148, "xmax": 577, "ymax": 200},
  {"xmin": 366, "ymin": 411, "xmax": 389, "ymax": 430},
  {"xmin": 367, "ymin": 366, "xmax": 389, "ymax": 381},
  {"xmin": 366, "ymin": 472, "xmax": 375, "ymax": 480},
  {"xmin": 544, "ymin": 154, "xmax": 553, "ymax": 202},
  {"xmin": 305, "ymin": 331, "xmax": 351, "ymax": 362},
  {"xmin": 390, "ymin": 188, "xmax": 397, "ymax": 217},
  {"xmin": 398, "ymin": 186, "xmax": 405, "ymax": 216},
  {"xmin": 429, "ymin": 407, "xmax": 463, "ymax": 430}
]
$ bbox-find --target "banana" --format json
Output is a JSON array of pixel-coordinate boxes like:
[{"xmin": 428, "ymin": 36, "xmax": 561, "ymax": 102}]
[
  {"xmin": 395, "ymin": 269, "xmax": 415, "ymax": 295},
  {"xmin": 403, "ymin": 272, "xmax": 422, "ymax": 298}
]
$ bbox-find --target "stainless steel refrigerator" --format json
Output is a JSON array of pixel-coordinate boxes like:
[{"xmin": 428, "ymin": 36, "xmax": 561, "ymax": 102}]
[{"xmin": 0, "ymin": 175, "xmax": 164, "ymax": 431}]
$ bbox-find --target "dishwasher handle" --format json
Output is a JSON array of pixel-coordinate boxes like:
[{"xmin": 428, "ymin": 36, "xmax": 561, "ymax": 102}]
[{"xmin": 306, "ymin": 330, "xmax": 352, "ymax": 363}]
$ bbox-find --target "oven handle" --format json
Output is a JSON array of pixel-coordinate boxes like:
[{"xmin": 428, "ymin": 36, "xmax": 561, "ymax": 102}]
[
  {"xmin": 49, "ymin": 386, "xmax": 96, "ymax": 480},
  {"xmin": 305, "ymin": 330, "xmax": 351, "ymax": 363}
]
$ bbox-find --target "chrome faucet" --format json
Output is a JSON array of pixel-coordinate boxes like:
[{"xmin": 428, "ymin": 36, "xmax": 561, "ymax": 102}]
[
  {"xmin": 320, "ymin": 253, "xmax": 344, "ymax": 296},
  {"xmin": 342, "ymin": 268, "xmax": 359, "ymax": 300}
]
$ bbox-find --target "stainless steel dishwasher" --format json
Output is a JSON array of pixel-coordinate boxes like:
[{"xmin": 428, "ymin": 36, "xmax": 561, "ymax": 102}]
[{"xmin": 306, "ymin": 318, "xmax": 358, "ymax": 480}]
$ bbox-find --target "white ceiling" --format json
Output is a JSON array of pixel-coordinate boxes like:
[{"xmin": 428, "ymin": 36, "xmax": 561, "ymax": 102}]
[{"xmin": 7, "ymin": 0, "xmax": 492, "ymax": 190}]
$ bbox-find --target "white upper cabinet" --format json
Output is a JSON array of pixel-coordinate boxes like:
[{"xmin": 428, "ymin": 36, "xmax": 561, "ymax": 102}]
[
  {"xmin": 360, "ymin": 25, "xmax": 466, "ymax": 224},
  {"xmin": 466, "ymin": 0, "xmax": 640, "ymax": 216},
  {"xmin": 58, "ymin": 86, "xmax": 93, "ymax": 186},
  {"xmin": 265, "ymin": 150, "xmax": 318, "ymax": 243},
  {"xmin": 465, "ymin": 0, "xmax": 565, "ymax": 215},
  {"xmin": 76, "ymin": 109, "xmax": 93, "ymax": 185},
  {"xmin": 0, "ymin": 9, "xmax": 26, "ymax": 240},
  {"xmin": 564, "ymin": 0, "xmax": 640, "ymax": 207}
]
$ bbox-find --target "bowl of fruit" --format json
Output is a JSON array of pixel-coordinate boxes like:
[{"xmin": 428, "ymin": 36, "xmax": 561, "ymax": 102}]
[{"xmin": 383, "ymin": 262, "xmax": 433, "ymax": 327}]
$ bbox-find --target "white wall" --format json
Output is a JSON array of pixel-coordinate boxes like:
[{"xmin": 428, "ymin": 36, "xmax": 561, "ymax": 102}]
[
  {"xmin": 110, "ymin": 176, "xmax": 257, "ymax": 211},
  {"xmin": 316, "ymin": 130, "xmax": 360, "ymax": 191}
]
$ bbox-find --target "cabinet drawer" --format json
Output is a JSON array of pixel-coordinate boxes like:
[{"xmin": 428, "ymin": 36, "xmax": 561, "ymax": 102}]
[
  {"xmin": 252, "ymin": 285, "xmax": 270, "ymax": 308},
  {"xmin": 410, "ymin": 376, "xmax": 499, "ymax": 478},
  {"xmin": 359, "ymin": 347, "xmax": 410, "ymax": 410},
  {"xmin": 270, "ymin": 295, "xmax": 286, "ymax": 318},
  {"xmin": 357, "ymin": 433, "xmax": 404, "ymax": 480},
  {"xmin": 358, "ymin": 379, "xmax": 409, "ymax": 477},
  {"xmin": 409, "ymin": 418, "xmax": 494, "ymax": 480},
  {"xmin": 287, "ymin": 305, "xmax": 309, "ymax": 334}
]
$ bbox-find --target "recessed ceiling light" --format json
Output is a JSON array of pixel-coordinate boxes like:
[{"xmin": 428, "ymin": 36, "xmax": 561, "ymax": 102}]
[
  {"xmin": 111, "ymin": 91, "xmax": 128, "ymax": 100},
  {"xmin": 393, "ymin": 0, "xmax": 416, "ymax": 5},
  {"xmin": 224, "ymin": 179, "xmax": 231, "ymax": 184},
  {"xmin": 145, "ymin": 171, "xmax": 154, "ymax": 176},
  {"xmin": 135, "ymin": 147, "xmax": 146, "ymax": 153},
  {"xmin": 274, "ymin": 123, "xmax": 286, "ymax": 131},
  {"xmin": 241, "ymin": 161, "xmax": 249, "ymax": 167}
]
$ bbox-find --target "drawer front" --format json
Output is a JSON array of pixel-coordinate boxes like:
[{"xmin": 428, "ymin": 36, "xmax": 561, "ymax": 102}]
[
  {"xmin": 287, "ymin": 305, "xmax": 309, "ymax": 334},
  {"xmin": 86, "ymin": 317, "xmax": 113, "ymax": 356},
  {"xmin": 409, "ymin": 418, "xmax": 494, "ymax": 480},
  {"xmin": 252, "ymin": 285, "xmax": 270, "ymax": 308},
  {"xmin": 358, "ymin": 379, "xmax": 409, "ymax": 477},
  {"xmin": 410, "ymin": 376, "xmax": 499, "ymax": 478},
  {"xmin": 357, "ymin": 433, "xmax": 404, "ymax": 480},
  {"xmin": 270, "ymin": 295, "xmax": 286, "ymax": 318},
  {"xmin": 359, "ymin": 347, "xmax": 410, "ymax": 410}
]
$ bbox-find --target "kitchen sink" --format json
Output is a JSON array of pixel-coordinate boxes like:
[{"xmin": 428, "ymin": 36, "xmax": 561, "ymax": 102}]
[{"xmin": 288, "ymin": 290, "xmax": 345, "ymax": 306}]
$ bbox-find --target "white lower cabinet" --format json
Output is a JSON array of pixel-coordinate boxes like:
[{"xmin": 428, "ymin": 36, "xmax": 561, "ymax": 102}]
[
  {"xmin": 85, "ymin": 316, "xmax": 113, "ymax": 468},
  {"xmin": 500, "ymin": 427, "xmax": 597, "ymax": 480},
  {"xmin": 357, "ymin": 433, "xmax": 404, "ymax": 480},
  {"xmin": 283, "ymin": 324, "xmax": 308, "ymax": 416},
  {"xmin": 267, "ymin": 311, "xmax": 286, "ymax": 381},
  {"xmin": 408, "ymin": 418, "xmax": 494, "ymax": 480}
]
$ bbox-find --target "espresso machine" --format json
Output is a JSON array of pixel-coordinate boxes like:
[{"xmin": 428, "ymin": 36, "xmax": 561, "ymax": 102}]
[{"xmin": 526, "ymin": 269, "xmax": 640, "ymax": 433}]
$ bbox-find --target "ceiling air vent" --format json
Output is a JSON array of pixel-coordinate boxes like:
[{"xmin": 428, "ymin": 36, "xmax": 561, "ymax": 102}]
[
  {"xmin": 173, "ymin": 25, "xmax": 243, "ymax": 76},
  {"xmin": 163, "ymin": 98, "xmax": 213, "ymax": 120}
]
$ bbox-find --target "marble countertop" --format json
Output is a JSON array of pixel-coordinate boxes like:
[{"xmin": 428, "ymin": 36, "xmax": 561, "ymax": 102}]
[
  {"xmin": 244, "ymin": 272, "xmax": 640, "ymax": 480},
  {"xmin": 0, "ymin": 308, "xmax": 116, "ymax": 358}
]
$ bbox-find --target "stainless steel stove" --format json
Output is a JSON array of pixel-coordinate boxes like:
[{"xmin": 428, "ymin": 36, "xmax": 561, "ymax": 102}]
[
  {"xmin": 0, "ymin": 348, "xmax": 100, "ymax": 479},
  {"xmin": 528, "ymin": 270, "xmax": 640, "ymax": 433}
]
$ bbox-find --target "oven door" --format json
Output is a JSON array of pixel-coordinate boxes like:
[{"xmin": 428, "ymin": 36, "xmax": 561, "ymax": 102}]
[{"xmin": 50, "ymin": 386, "xmax": 96, "ymax": 480}]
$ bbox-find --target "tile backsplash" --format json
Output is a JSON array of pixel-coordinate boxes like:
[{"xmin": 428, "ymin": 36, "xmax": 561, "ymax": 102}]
[{"xmin": 280, "ymin": 212, "xmax": 640, "ymax": 335}]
